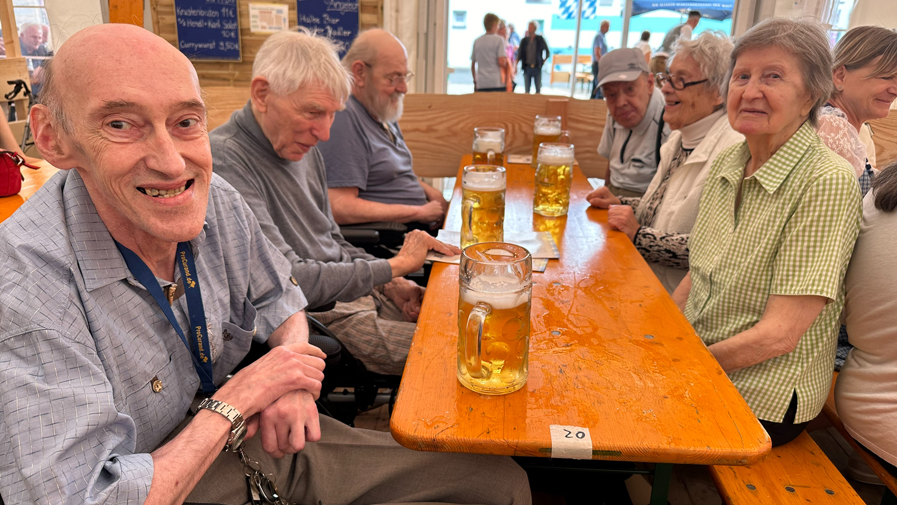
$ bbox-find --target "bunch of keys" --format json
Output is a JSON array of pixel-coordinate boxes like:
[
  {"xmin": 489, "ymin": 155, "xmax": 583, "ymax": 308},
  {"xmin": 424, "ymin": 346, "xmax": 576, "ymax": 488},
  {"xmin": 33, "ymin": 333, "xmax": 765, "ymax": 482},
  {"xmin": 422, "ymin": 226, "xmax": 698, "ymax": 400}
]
[{"xmin": 238, "ymin": 446, "xmax": 290, "ymax": 505}]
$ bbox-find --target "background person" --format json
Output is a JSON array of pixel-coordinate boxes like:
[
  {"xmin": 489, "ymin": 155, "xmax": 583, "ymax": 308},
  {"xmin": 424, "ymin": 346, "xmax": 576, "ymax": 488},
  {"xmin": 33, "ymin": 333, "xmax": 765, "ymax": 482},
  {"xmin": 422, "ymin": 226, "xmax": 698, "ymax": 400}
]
[
  {"xmin": 498, "ymin": 19, "xmax": 516, "ymax": 92},
  {"xmin": 836, "ymin": 161, "xmax": 897, "ymax": 479},
  {"xmin": 318, "ymin": 29, "xmax": 448, "ymax": 229},
  {"xmin": 595, "ymin": 48, "xmax": 670, "ymax": 197},
  {"xmin": 471, "ymin": 13, "xmax": 509, "ymax": 92},
  {"xmin": 672, "ymin": 18, "xmax": 862, "ymax": 447},
  {"xmin": 587, "ymin": 31, "xmax": 741, "ymax": 293},
  {"xmin": 591, "ymin": 20, "xmax": 610, "ymax": 98},
  {"xmin": 660, "ymin": 11, "xmax": 701, "ymax": 54},
  {"xmin": 517, "ymin": 21, "xmax": 550, "ymax": 94},
  {"xmin": 635, "ymin": 30, "xmax": 652, "ymax": 65}
]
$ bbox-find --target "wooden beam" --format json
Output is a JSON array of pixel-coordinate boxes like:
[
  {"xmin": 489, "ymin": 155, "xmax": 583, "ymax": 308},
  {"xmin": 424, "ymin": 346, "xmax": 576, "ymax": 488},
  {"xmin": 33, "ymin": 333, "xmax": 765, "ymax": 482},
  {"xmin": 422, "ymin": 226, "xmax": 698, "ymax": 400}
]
[
  {"xmin": 109, "ymin": 0, "xmax": 144, "ymax": 26},
  {"xmin": 0, "ymin": 0, "xmax": 22, "ymax": 58}
]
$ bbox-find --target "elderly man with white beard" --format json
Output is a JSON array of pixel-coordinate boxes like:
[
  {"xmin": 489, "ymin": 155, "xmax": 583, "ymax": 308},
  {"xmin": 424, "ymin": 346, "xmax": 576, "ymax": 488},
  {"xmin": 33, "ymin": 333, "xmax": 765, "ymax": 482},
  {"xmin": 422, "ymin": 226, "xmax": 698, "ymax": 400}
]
[{"xmin": 317, "ymin": 29, "xmax": 448, "ymax": 230}]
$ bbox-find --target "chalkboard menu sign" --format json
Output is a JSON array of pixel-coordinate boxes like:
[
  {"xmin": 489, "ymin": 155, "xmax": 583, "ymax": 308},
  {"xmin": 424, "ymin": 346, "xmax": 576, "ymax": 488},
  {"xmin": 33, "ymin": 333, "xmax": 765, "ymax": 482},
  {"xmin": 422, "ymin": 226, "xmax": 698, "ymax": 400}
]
[
  {"xmin": 174, "ymin": 0, "xmax": 242, "ymax": 62},
  {"xmin": 296, "ymin": 0, "xmax": 359, "ymax": 57}
]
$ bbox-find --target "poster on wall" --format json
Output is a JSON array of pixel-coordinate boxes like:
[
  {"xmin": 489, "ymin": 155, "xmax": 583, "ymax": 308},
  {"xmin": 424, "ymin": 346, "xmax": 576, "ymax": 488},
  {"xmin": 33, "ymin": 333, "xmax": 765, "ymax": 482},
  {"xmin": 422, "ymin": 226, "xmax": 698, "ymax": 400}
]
[
  {"xmin": 249, "ymin": 3, "xmax": 290, "ymax": 33},
  {"xmin": 173, "ymin": 0, "xmax": 242, "ymax": 62},
  {"xmin": 296, "ymin": 0, "xmax": 359, "ymax": 57}
]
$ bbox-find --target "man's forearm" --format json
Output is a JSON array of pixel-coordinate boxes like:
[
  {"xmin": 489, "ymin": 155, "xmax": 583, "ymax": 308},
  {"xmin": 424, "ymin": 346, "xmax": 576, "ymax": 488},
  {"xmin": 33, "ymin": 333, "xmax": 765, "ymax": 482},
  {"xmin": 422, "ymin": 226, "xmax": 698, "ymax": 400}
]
[
  {"xmin": 331, "ymin": 194, "xmax": 425, "ymax": 224},
  {"xmin": 267, "ymin": 311, "xmax": 309, "ymax": 348},
  {"xmin": 146, "ymin": 410, "xmax": 232, "ymax": 505}
]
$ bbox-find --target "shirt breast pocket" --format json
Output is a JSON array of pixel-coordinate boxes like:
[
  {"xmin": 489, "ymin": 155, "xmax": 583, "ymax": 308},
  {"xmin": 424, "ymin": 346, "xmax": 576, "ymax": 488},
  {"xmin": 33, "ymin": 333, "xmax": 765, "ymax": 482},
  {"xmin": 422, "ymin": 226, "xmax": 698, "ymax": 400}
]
[{"xmin": 213, "ymin": 297, "xmax": 258, "ymax": 377}]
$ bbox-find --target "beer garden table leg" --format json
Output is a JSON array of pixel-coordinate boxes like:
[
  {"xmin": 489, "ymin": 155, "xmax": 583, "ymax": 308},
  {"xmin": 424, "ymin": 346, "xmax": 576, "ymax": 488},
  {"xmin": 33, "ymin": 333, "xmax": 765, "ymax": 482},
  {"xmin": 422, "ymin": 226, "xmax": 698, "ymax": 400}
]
[{"xmin": 649, "ymin": 463, "xmax": 673, "ymax": 505}]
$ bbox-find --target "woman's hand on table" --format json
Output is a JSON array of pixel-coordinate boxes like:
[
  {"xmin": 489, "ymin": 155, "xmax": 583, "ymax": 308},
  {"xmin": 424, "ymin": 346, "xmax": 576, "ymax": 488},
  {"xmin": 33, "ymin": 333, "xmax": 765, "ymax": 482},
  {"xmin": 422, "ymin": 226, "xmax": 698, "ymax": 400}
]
[
  {"xmin": 608, "ymin": 205, "xmax": 640, "ymax": 241},
  {"xmin": 586, "ymin": 186, "xmax": 621, "ymax": 208}
]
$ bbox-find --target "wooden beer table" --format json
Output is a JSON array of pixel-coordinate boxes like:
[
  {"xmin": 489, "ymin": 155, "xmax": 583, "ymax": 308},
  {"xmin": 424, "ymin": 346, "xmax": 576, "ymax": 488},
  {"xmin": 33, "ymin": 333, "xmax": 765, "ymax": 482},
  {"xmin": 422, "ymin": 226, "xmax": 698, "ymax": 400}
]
[
  {"xmin": 0, "ymin": 160, "xmax": 58, "ymax": 223},
  {"xmin": 390, "ymin": 155, "xmax": 770, "ymax": 504}
]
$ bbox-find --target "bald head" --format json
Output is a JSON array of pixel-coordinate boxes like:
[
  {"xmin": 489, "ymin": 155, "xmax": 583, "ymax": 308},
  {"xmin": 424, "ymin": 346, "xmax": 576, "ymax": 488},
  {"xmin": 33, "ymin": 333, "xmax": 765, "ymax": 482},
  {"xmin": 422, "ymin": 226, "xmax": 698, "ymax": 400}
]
[
  {"xmin": 600, "ymin": 20, "xmax": 610, "ymax": 33},
  {"xmin": 342, "ymin": 29, "xmax": 407, "ymax": 74},
  {"xmin": 42, "ymin": 24, "xmax": 201, "ymax": 133}
]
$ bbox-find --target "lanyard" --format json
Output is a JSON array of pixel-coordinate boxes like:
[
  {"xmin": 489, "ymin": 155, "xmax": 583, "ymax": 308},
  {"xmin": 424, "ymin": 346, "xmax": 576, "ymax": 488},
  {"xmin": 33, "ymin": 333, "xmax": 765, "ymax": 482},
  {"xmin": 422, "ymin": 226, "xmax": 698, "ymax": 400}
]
[{"xmin": 115, "ymin": 240, "xmax": 217, "ymax": 395}]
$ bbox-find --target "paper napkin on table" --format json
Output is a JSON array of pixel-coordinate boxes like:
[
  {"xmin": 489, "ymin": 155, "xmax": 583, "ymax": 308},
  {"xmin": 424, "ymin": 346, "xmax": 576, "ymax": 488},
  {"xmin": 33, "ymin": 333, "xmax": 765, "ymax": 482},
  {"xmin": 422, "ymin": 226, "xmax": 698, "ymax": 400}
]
[{"xmin": 427, "ymin": 230, "xmax": 560, "ymax": 266}]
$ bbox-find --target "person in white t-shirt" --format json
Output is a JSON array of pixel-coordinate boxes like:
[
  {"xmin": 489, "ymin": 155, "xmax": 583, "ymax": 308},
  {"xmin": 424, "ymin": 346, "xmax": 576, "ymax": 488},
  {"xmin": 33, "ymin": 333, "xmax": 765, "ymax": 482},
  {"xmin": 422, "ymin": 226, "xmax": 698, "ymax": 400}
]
[
  {"xmin": 471, "ymin": 13, "xmax": 509, "ymax": 92},
  {"xmin": 635, "ymin": 30, "xmax": 652, "ymax": 65}
]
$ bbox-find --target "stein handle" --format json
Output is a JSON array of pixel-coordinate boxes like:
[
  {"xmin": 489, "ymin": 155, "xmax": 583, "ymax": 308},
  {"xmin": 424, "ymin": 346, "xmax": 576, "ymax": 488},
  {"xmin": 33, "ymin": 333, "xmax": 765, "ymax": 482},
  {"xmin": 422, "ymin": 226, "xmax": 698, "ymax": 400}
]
[
  {"xmin": 465, "ymin": 302, "xmax": 492, "ymax": 378},
  {"xmin": 462, "ymin": 197, "xmax": 476, "ymax": 245},
  {"xmin": 487, "ymin": 150, "xmax": 495, "ymax": 165}
]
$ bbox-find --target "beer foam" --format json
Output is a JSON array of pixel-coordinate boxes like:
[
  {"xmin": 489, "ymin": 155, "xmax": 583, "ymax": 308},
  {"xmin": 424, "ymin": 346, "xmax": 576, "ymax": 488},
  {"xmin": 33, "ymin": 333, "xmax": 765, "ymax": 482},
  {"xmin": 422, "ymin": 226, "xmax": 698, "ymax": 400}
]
[
  {"xmin": 473, "ymin": 138, "xmax": 503, "ymax": 152},
  {"xmin": 538, "ymin": 153, "xmax": 574, "ymax": 165},
  {"xmin": 463, "ymin": 174, "xmax": 506, "ymax": 191},
  {"xmin": 534, "ymin": 125, "xmax": 562, "ymax": 135},
  {"xmin": 462, "ymin": 277, "xmax": 529, "ymax": 310}
]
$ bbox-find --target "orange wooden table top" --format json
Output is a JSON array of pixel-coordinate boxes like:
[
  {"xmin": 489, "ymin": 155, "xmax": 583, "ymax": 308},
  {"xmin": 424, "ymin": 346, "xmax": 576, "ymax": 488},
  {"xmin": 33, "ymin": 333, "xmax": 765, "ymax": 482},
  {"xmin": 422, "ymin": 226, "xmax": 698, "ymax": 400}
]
[
  {"xmin": 0, "ymin": 160, "xmax": 59, "ymax": 223},
  {"xmin": 390, "ymin": 155, "xmax": 771, "ymax": 465}
]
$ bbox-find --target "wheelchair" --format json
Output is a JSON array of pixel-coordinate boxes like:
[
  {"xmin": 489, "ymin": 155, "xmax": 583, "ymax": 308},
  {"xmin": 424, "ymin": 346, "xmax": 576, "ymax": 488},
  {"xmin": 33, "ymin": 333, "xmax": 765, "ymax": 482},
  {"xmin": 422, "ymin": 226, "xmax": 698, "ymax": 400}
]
[
  {"xmin": 339, "ymin": 220, "xmax": 438, "ymax": 287},
  {"xmin": 234, "ymin": 313, "xmax": 401, "ymax": 427}
]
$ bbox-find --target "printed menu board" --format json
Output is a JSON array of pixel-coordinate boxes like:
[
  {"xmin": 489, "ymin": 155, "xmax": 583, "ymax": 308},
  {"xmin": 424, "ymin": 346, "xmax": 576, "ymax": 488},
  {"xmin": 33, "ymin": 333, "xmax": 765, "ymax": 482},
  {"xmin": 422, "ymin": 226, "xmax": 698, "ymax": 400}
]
[
  {"xmin": 296, "ymin": 0, "xmax": 359, "ymax": 57},
  {"xmin": 174, "ymin": 0, "xmax": 242, "ymax": 61}
]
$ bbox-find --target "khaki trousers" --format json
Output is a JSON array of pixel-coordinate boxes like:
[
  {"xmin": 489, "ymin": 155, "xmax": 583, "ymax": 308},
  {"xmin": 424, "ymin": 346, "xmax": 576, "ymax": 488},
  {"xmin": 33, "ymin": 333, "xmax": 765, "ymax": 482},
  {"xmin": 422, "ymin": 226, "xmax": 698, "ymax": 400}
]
[{"xmin": 187, "ymin": 415, "xmax": 532, "ymax": 505}]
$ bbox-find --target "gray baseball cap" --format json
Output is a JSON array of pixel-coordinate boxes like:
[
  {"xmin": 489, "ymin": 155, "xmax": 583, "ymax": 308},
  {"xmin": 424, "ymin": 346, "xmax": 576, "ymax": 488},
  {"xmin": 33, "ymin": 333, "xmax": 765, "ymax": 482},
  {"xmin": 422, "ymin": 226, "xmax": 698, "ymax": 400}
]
[{"xmin": 596, "ymin": 48, "xmax": 650, "ymax": 88}]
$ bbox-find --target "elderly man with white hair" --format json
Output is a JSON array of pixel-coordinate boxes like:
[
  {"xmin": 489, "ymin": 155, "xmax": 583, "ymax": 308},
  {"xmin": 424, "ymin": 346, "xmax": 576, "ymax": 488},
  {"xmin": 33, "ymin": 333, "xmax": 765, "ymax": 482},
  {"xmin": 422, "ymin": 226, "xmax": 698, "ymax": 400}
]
[
  {"xmin": 0, "ymin": 23, "xmax": 529, "ymax": 504},
  {"xmin": 317, "ymin": 29, "xmax": 448, "ymax": 229},
  {"xmin": 213, "ymin": 29, "xmax": 461, "ymax": 377}
]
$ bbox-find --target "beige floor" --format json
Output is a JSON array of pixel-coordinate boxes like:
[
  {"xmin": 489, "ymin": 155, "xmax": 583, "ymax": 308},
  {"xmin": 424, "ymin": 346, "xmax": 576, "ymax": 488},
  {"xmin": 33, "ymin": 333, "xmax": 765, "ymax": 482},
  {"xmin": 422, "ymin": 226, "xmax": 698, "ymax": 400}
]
[{"xmin": 354, "ymin": 406, "xmax": 887, "ymax": 504}]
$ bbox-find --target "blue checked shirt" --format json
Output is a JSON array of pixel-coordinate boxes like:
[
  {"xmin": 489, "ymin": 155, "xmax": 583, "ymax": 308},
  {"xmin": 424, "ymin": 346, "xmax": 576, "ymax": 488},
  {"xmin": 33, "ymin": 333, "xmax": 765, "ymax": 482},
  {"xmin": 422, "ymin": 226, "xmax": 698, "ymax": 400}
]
[{"xmin": 0, "ymin": 170, "xmax": 307, "ymax": 504}]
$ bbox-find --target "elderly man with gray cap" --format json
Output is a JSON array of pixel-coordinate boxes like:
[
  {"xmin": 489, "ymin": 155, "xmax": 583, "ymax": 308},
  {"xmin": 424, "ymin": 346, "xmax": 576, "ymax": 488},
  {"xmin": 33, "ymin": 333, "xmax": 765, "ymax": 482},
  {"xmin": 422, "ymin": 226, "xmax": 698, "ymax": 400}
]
[{"xmin": 596, "ymin": 47, "xmax": 670, "ymax": 197}]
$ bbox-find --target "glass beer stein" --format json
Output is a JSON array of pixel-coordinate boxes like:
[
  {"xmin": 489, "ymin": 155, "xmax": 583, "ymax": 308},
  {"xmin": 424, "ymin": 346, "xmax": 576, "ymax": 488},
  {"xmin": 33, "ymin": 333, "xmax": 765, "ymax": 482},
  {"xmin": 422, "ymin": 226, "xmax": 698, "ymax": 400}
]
[
  {"xmin": 472, "ymin": 127, "xmax": 505, "ymax": 166},
  {"xmin": 461, "ymin": 165, "xmax": 506, "ymax": 248},
  {"xmin": 457, "ymin": 243, "xmax": 532, "ymax": 395},
  {"xmin": 534, "ymin": 142, "xmax": 575, "ymax": 217},
  {"xmin": 531, "ymin": 115, "xmax": 562, "ymax": 167}
]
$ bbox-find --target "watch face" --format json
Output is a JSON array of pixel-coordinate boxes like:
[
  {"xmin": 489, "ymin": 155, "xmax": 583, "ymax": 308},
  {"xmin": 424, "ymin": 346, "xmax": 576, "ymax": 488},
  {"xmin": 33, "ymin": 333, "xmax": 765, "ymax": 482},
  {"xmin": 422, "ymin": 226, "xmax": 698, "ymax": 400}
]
[{"xmin": 230, "ymin": 424, "xmax": 248, "ymax": 451}]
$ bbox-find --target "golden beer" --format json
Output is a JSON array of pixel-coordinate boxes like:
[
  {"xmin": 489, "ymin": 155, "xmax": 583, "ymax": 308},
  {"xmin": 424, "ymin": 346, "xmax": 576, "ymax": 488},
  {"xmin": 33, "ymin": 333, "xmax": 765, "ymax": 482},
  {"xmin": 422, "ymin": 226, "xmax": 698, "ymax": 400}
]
[
  {"xmin": 461, "ymin": 165, "xmax": 506, "ymax": 248},
  {"xmin": 534, "ymin": 143, "xmax": 575, "ymax": 217},
  {"xmin": 531, "ymin": 115, "xmax": 562, "ymax": 167},
  {"xmin": 472, "ymin": 138, "xmax": 505, "ymax": 166},
  {"xmin": 457, "ymin": 284, "xmax": 531, "ymax": 394},
  {"xmin": 472, "ymin": 127, "xmax": 505, "ymax": 166}
]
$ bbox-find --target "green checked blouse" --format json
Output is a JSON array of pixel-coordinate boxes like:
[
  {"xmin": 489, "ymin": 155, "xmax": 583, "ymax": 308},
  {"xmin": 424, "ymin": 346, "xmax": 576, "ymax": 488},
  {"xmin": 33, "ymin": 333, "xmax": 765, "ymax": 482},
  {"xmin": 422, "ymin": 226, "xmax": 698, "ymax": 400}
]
[{"xmin": 685, "ymin": 121, "xmax": 862, "ymax": 424}]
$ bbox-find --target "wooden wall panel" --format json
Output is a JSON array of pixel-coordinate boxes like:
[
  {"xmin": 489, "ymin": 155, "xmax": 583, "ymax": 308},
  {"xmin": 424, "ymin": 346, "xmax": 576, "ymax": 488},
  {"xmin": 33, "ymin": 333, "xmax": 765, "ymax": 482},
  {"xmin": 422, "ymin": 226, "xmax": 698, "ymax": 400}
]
[
  {"xmin": 109, "ymin": 0, "xmax": 145, "ymax": 25},
  {"xmin": 152, "ymin": 0, "xmax": 383, "ymax": 87},
  {"xmin": 398, "ymin": 93, "xmax": 609, "ymax": 178}
]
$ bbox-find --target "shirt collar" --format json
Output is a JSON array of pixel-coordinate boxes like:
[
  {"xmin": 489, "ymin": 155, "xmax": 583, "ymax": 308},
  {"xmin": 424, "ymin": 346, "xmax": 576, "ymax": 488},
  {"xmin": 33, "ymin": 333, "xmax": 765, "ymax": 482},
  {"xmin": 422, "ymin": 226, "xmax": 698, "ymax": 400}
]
[
  {"xmin": 64, "ymin": 169, "xmax": 212, "ymax": 292},
  {"xmin": 750, "ymin": 121, "xmax": 816, "ymax": 194},
  {"xmin": 717, "ymin": 121, "xmax": 815, "ymax": 194}
]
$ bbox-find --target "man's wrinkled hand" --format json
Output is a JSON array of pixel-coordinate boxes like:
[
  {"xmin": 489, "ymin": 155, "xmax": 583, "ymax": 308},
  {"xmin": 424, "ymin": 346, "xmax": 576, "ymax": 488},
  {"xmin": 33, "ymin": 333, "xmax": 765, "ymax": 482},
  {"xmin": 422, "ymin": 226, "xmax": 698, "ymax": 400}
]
[
  {"xmin": 389, "ymin": 230, "xmax": 461, "ymax": 278},
  {"xmin": 254, "ymin": 390, "xmax": 320, "ymax": 458},
  {"xmin": 382, "ymin": 278, "xmax": 423, "ymax": 322}
]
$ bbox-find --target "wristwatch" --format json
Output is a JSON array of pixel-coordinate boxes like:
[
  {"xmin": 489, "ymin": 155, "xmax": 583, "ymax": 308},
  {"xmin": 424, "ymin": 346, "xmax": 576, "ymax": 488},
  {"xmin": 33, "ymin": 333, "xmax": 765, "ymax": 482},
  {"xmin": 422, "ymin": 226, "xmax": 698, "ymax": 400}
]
[{"xmin": 197, "ymin": 398, "xmax": 247, "ymax": 452}]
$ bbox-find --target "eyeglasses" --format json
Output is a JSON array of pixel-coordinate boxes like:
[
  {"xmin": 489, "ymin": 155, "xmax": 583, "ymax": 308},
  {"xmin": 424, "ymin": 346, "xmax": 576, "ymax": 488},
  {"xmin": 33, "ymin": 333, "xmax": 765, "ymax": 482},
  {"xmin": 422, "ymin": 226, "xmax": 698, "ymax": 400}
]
[
  {"xmin": 654, "ymin": 72, "xmax": 708, "ymax": 91},
  {"xmin": 363, "ymin": 62, "xmax": 415, "ymax": 87}
]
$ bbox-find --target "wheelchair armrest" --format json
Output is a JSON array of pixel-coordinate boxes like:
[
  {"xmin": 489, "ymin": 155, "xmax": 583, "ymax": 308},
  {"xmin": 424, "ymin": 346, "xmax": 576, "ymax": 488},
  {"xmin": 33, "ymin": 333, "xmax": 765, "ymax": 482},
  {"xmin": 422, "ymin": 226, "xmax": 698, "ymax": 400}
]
[
  {"xmin": 340, "ymin": 222, "xmax": 409, "ymax": 247},
  {"xmin": 338, "ymin": 227, "xmax": 380, "ymax": 244}
]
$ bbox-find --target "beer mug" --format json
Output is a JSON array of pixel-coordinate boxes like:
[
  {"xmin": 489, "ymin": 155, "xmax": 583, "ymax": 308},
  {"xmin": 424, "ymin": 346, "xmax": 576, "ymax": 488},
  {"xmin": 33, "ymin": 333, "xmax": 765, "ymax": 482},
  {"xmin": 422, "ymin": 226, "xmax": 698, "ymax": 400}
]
[
  {"xmin": 534, "ymin": 142, "xmax": 575, "ymax": 217},
  {"xmin": 461, "ymin": 165, "xmax": 506, "ymax": 248},
  {"xmin": 531, "ymin": 115, "xmax": 562, "ymax": 167},
  {"xmin": 472, "ymin": 127, "xmax": 505, "ymax": 166},
  {"xmin": 458, "ymin": 242, "xmax": 532, "ymax": 395}
]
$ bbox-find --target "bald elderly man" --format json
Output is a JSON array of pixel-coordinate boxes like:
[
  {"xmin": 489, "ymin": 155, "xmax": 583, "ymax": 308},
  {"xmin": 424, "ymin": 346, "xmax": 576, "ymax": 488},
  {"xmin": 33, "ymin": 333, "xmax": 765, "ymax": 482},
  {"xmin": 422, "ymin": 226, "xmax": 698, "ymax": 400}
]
[
  {"xmin": 317, "ymin": 29, "xmax": 448, "ymax": 229},
  {"xmin": 0, "ymin": 24, "xmax": 529, "ymax": 504}
]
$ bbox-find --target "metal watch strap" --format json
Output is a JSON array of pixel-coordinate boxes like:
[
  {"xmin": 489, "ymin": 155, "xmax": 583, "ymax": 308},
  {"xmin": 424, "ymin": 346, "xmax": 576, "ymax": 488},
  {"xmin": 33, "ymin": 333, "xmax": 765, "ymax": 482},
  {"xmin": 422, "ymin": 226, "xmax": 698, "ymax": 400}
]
[{"xmin": 197, "ymin": 398, "xmax": 247, "ymax": 451}]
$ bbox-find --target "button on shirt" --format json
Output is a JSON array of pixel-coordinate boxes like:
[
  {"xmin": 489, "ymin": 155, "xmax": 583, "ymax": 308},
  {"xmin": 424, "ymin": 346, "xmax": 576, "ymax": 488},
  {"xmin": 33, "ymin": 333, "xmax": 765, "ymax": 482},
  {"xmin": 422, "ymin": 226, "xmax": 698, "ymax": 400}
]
[
  {"xmin": 318, "ymin": 95, "xmax": 427, "ymax": 207},
  {"xmin": 0, "ymin": 170, "xmax": 306, "ymax": 504},
  {"xmin": 685, "ymin": 122, "xmax": 862, "ymax": 424},
  {"xmin": 598, "ymin": 89, "xmax": 669, "ymax": 194}
]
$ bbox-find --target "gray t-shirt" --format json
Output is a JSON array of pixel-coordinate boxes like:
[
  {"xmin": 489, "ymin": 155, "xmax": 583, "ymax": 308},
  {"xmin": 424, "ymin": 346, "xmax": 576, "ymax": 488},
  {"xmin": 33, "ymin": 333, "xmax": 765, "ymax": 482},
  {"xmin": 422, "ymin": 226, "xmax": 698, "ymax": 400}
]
[
  {"xmin": 471, "ymin": 33, "xmax": 507, "ymax": 89},
  {"xmin": 211, "ymin": 102, "xmax": 393, "ymax": 309},
  {"xmin": 597, "ymin": 88, "xmax": 670, "ymax": 194},
  {"xmin": 317, "ymin": 95, "xmax": 427, "ymax": 206}
]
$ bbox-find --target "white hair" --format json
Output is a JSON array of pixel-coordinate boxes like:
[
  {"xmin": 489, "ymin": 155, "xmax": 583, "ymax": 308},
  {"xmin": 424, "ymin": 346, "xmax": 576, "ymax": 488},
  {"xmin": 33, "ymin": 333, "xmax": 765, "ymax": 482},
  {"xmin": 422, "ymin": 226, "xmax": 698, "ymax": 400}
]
[{"xmin": 252, "ymin": 27, "xmax": 351, "ymax": 101}]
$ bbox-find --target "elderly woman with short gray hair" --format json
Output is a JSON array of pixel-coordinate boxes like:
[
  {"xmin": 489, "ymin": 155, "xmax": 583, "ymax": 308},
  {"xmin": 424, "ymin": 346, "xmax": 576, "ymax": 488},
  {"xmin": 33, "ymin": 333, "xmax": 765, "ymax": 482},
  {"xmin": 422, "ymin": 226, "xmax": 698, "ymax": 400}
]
[
  {"xmin": 672, "ymin": 18, "xmax": 863, "ymax": 446},
  {"xmin": 587, "ymin": 31, "xmax": 743, "ymax": 293}
]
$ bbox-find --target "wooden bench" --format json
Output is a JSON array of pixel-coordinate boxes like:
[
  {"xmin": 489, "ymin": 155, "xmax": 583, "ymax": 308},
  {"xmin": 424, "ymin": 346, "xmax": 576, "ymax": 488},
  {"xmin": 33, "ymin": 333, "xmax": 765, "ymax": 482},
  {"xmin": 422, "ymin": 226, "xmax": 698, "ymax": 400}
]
[
  {"xmin": 709, "ymin": 430, "xmax": 865, "ymax": 504},
  {"xmin": 823, "ymin": 372, "xmax": 897, "ymax": 505}
]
